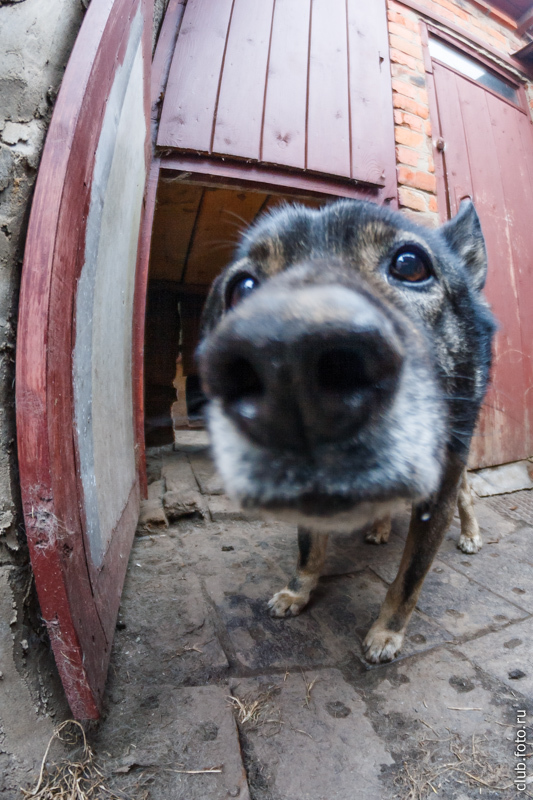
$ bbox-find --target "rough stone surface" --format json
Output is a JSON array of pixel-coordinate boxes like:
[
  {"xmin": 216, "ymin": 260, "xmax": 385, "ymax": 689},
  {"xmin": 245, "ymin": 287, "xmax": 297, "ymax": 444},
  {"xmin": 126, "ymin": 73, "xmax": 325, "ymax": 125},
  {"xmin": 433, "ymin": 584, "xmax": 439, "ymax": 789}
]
[
  {"xmin": 231, "ymin": 669, "xmax": 394, "ymax": 800},
  {"xmin": 469, "ymin": 460, "xmax": 533, "ymax": 496},
  {"xmin": 138, "ymin": 479, "xmax": 168, "ymax": 527},
  {"xmin": 11, "ymin": 443, "xmax": 533, "ymax": 798},
  {"xmin": 460, "ymin": 618, "xmax": 533, "ymax": 698},
  {"xmin": 162, "ymin": 452, "xmax": 208, "ymax": 519},
  {"xmin": 188, "ymin": 450, "xmax": 224, "ymax": 495},
  {"xmin": 207, "ymin": 495, "xmax": 261, "ymax": 522},
  {"xmin": 97, "ymin": 685, "xmax": 251, "ymax": 800},
  {"xmin": 0, "ymin": 567, "xmax": 57, "ymax": 798}
]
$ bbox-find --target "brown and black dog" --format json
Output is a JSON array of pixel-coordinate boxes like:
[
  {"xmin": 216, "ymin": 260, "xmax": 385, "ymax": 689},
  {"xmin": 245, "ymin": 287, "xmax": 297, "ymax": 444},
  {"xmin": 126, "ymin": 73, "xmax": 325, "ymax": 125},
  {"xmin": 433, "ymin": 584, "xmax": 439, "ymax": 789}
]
[{"xmin": 197, "ymin": 198, "xmax": 495, "ymax": 663}]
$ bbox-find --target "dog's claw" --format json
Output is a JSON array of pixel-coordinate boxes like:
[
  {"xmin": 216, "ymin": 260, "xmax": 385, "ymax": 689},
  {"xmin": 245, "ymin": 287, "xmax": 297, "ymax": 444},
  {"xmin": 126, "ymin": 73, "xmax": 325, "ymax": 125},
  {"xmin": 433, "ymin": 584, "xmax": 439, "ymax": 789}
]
[
  {"xmin": 268, "ymin": 589, "xmax": 309, "ymax": 618},
  {"xmin": 363, "ymin": 626, "xmax": 404, "ymax": 663}
]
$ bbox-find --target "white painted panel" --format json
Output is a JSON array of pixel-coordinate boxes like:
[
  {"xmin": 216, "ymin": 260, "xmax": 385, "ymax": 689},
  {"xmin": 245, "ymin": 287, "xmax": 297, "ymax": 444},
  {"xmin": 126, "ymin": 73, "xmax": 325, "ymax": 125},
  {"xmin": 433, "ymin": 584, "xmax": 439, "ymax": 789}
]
[{"xmin": 74, "ymin": 8, "xmax": 146, "ymax": 566}]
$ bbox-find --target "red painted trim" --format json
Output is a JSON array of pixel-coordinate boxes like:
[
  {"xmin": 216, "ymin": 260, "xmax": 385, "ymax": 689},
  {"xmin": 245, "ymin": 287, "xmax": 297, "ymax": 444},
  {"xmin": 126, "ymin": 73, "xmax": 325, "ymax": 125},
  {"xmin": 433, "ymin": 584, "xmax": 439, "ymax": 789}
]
[
  {"xmin": 420, "ymin": 21, "xmax": 449, "ymax": 224},
  {"xmin": 395, "ymin": 0, "xmax": 533, "ymax": 79},
  {"xmin": 426, "ymin": 23, "xmax": 529, "ymax": 112},
  {"xmin": 151, "ymin": 0, "xmax": 186, "ymax": 135},
  {"xmin": 159, "ymin": 154, "xmax": 386, "ymax": 201},
  {"xmin": 16, "ymin": 0, "xmax": 152, "ymax": 719},
  {"xmin": 517, "ymin": 5, "xmax": 533, "ymax": 36},
  {"xmin": 466, "ymin": 0, "xmax": 517, "ymax": 28},
  {"xmin": 133, "ymin": 159, "xmax": 160, "ymax": 498},
  {"xmin": 131, "ymin": 0, "xmax": 186, "ymax": 497}
]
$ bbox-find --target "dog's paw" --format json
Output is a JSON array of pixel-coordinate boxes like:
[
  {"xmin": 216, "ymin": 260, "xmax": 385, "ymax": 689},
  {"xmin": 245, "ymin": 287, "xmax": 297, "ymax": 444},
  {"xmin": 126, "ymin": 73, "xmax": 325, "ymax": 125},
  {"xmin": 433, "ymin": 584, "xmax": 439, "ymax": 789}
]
[
  {"xmin": 363, "ymin": 625, "xmax": 404, "ymax": 663},
  {"xmin": 365, "ymin": 528, "xmax": 389, "ymax": 545},
  {"xmin": 268, "ymin": 589, "xmax": 309, "ymax": 618},
  {"xmin": 458, "ymin": 530, "xmax": 482, "ymax": 554},
  {"xmin": 365, "ymin": 517, "xmax": 391, "ymax": 545}
]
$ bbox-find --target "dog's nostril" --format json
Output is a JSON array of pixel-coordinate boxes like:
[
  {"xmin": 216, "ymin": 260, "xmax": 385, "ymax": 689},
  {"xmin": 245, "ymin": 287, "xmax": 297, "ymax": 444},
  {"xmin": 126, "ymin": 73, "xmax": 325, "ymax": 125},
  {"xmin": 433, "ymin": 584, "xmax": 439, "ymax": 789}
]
[
  {"xmin": 221, "ymin": 356, "xmax": 264, "ymax": 402},
  {"xmin": 317, "ymin": 348, "xmax": 373, "ymax": 393}
]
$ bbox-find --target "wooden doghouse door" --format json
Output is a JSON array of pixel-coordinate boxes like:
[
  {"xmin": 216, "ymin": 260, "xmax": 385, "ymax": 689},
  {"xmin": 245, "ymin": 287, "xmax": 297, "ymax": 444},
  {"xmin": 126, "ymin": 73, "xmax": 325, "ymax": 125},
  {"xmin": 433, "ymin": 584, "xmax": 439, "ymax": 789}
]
[
  {"xmin": 16, "ymin": 0, "xmax": 153, "ymax": 719},
  {"xmin": 427, "ymin": 32, "xmax": 533, "ymax": 468}
]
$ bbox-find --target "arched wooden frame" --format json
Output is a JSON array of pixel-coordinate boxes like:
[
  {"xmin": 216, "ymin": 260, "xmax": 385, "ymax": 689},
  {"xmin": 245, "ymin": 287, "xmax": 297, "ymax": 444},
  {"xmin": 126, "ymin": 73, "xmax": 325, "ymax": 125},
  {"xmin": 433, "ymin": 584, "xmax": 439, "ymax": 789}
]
[{"xmin": 16, "ymin": 0, "xmax": 153, "ymax": 719}]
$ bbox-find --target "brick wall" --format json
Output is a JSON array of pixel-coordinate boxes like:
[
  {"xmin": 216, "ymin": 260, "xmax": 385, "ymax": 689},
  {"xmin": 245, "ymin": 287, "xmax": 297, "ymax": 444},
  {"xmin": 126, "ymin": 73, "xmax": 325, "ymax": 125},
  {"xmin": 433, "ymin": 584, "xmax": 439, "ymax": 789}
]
[{"xmin": 387, "ymin": 0, "xmax": 531, "ymax": 226}]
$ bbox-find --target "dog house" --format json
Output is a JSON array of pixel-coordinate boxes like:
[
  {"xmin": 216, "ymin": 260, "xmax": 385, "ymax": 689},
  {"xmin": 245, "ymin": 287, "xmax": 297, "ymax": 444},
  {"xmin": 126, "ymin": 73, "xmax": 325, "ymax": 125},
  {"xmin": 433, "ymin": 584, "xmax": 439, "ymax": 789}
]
[{"xmin": 15, "ymin": 0, "xmax": 533, "ymax": 717}]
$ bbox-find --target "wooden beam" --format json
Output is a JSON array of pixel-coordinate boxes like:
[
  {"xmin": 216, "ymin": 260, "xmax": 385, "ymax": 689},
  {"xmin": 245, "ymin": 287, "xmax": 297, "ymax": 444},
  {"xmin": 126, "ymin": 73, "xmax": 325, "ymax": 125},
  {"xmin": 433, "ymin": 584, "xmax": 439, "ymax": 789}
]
[{"xmin": 517, "ymin": 4, "xmax": 533, "ymax": 35}]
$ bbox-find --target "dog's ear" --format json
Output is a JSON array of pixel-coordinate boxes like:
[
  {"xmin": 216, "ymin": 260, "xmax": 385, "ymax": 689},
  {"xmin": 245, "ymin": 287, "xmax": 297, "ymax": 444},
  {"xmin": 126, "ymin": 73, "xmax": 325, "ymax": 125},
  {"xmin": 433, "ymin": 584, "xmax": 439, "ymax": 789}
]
[{"xmin": 441, "ymin": 199, "xmax": 487, "ymax": 292}]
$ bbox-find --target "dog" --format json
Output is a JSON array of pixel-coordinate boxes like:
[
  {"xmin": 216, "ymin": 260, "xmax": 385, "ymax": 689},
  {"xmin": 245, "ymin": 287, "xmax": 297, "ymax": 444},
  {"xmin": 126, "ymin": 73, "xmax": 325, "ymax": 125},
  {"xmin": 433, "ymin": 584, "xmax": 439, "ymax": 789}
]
[{"xmin": 197, "ymin": 198, "xmax": 495, "ymax": 663}]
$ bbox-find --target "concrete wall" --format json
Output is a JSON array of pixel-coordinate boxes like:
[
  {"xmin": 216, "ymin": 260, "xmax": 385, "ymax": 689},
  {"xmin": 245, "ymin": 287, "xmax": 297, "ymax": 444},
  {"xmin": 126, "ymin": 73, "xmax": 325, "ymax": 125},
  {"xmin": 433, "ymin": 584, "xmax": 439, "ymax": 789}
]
[
  {"xmin": 1, "ymin": 2, "xmax": 87, "ymax": 793},
  {"xmin": 387, "ymin": 0, "xmax": 532, "ymax": 226}
]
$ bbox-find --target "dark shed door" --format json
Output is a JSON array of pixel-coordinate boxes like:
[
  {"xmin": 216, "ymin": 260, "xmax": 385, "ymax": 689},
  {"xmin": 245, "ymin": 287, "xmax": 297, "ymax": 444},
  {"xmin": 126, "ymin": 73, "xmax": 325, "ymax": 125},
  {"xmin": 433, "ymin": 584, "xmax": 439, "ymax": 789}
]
[
  {"xmin": 431, "ymin": 46, "xmax": 533, "ymax": 468},
  {"xmin": 16, "ymin": 0, "xmax": 152, "ymax": 718},
  {"xmin": 157, "ymin": 0, "xmax": 396, "ymax": 197}
]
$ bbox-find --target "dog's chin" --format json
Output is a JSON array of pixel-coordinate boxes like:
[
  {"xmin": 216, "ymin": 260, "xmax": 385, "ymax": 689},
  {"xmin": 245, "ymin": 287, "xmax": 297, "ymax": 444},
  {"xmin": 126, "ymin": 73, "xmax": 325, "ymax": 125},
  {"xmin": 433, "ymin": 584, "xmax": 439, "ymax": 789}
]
[
  {"xmin": 205, "ymin": 399, "xmax": 443, "ymax": 532},
  {"xmin": 240, "ymin": 495, "xmax": 407, "ymax": 533}
]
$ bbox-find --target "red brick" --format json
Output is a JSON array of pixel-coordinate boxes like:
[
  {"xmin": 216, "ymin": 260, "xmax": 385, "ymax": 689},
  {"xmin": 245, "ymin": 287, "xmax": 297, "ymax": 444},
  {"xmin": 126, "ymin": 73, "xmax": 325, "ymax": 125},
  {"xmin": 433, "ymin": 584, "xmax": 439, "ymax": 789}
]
[
  {"xmin": 398, "ymin": 186, "xmax": 428, "ymax": 212},
  {"xmin": 395, "ymin": 127, "xmax": 424, "ymax": 149},
  {"xmin": 392, "ymin": 78, "xmax": 418, "ymax": 99},
  {"xmin": 397, "ymin": 111, "xmax": 425, "ymax": 132},
  {"xmin": 387, "ymin": 9, "xmax": 419, "ymax": 33},
  {"xmin": 433, "ymin": 0, "xmax": 469, "ymax": 21},
  {"xmin": 388, "ymin": 21, "xmax": 418, "ymax": 43},
  {"xmin": 398, "ymin": 166, "xmax": 437, "ymax": 193},
  {"xmin": 428, "ymin": 196, "xmax": 439, "ymax": 213},
  {"xmin": 389, "ymin": 34, "xmax": 424, "ymax": 61},
  {"xmin": 427, "ymin": 153, "xmax": 435, "ymax": 173},
  {"xmin": 425, "ymin": 119, "xmax": 432, "ymax": 137},
  {"xmin": 391, "ymin": 63, "xmax": 415, "ymax": 80},
  {"xmin": 393, "ymin": 93, "xmax": 429, "ymax": 119},
  {"xmin": 396, "ymin": 145, "xmax": 420, "ymax": 167},
  {"xmin": 390, "ymin": 47, "xmax": 417, "ymax": 71}
]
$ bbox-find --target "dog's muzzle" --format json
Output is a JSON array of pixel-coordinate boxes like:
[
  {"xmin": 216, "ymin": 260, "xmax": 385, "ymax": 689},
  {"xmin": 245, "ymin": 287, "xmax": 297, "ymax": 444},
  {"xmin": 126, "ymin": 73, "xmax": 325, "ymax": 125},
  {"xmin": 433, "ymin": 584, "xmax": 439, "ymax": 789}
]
[{"xmin": 199, "ymin": 284, "xmax": 405, "ymax": 453}]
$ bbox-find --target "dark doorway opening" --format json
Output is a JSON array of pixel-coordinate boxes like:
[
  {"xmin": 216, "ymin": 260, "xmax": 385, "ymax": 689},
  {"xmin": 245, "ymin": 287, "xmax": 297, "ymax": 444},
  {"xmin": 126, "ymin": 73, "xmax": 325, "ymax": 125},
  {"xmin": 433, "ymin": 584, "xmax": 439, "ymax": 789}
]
[{"xmin": 144, "ymin": 177, "xmax": 329, "ymax": 447}]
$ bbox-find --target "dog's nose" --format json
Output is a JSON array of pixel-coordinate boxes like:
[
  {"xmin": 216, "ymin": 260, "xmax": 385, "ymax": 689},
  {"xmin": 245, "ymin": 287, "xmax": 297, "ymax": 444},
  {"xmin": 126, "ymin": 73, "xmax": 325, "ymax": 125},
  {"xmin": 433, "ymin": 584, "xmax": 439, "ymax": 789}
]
[{"xmin": 199, "ymin": 285, "xmax": 404, "ymax": 450}]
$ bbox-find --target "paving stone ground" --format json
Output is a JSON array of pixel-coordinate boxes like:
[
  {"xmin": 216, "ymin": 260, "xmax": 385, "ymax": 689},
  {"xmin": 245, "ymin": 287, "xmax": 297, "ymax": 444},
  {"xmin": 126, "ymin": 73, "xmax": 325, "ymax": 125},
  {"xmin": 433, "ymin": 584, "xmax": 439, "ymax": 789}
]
[{"xmin": 19, "ymin": 441, "xmax": 533, "ymax": 799}]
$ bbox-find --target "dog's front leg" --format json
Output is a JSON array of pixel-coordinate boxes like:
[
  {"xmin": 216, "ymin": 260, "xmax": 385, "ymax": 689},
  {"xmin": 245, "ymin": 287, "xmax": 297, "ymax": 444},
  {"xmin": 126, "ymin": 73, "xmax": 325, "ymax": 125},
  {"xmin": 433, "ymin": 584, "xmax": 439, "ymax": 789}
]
[
  {"xmin": 363, "ymin": 454, "xmax": 464, "ymax": 663},
  {"xmin": 268, "ymin": 528, "xmax": 329, "ymax": 617}
]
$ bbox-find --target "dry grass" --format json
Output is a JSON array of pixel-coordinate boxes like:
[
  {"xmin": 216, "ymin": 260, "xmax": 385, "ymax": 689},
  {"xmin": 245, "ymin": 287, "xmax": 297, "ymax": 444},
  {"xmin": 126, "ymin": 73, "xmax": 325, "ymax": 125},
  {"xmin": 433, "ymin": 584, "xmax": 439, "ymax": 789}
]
[
  {"xmin": 20, "ymin": 721, "xmax": 135, "ymax": 800},
  {"xmin": 227, "ymin": 686, "xmax": 282, "ymax": 729},
  {"xmin": 394, "ymin": 731, "xmax": 531, "ymax": 800}
]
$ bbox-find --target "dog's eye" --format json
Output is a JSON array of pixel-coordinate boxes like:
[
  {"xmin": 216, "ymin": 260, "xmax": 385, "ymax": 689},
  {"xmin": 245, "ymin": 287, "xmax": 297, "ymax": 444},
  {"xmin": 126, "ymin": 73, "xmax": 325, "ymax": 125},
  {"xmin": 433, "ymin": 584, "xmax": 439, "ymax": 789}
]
[
  {"xmin": 390, "ymin": 250, "xmax": 432, "ymax": 283},
  {"xmin": 227, "ymin": 275, "xmax": 259, "ymax": 309}
]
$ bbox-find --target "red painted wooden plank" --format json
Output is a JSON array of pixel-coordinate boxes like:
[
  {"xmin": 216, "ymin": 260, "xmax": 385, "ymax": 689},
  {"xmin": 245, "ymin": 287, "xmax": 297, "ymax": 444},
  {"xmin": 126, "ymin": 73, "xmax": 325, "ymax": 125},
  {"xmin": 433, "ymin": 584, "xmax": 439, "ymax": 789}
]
[
  {"xmin": 160, "ymin": 155, "xmax": 382, "ymax": 201},
  {"xmin": 133, "ymin": 159, "xmax": 160, "ymax": 498},
  {"xmin": 432, "ymin": 64, "xmax": 474, "ymax": 215},
  {"xmin": 449, "ymin": 73, "xmax": 528, "ymax": 466},
  {"xmin": 486, "ymin": 94, "xmax": 533, "ymax": 451},
  {"xmin": 306, "ymin": 0, "xmax": 351, "ymax": 178},
  {"xmin": 150, "ymin": 0, "xmax": 186, "ymax": 137},
  {"xmin": 16, "ymin": 0, "xmax": 152, "ymax": 718},
  {"xmin": 47, "ymin": 0, "xmax": 147, "ymax": 661},
  {"xmin": 156, "ymin": 0, "xmax": 234, "ymax": 151},
  {"xmin": 347, "ymin": 0, "xmax": 391, "ymax": 186},
  {"xmin": 212, "ymin": 0, "xmax": 275, "ymax": 160},
  {"xmin": 16, "ymin": 0, "xmax": 117, "ymax": 722},
  {"xmin": 261, "ymin": 0, "xmax": 311, "ymax": 170}
]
